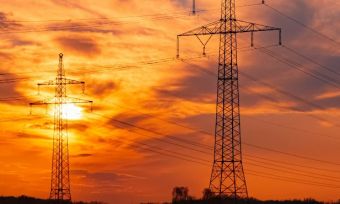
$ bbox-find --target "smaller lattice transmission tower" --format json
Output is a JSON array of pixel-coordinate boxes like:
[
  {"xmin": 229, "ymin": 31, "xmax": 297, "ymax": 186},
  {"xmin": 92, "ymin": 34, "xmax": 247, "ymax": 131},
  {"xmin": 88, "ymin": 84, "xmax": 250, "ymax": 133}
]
[{"xmin": 30, "ymin": 53, "xmax": 92, "ymax": 202}]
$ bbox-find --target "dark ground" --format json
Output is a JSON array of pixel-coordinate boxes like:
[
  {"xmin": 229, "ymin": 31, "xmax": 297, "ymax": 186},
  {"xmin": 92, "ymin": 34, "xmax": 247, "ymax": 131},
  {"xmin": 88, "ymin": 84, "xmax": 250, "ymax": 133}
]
[
  {"xmin": 169, "ymin": 198, "xmax": 340, "ymax": 204},
  {"xmin": 1, "ymin": 195, "xmax": 339, "ymax": 204},
  {"xmin": 0, "ymin": 196, "xmax": 104, "ymax": 204}
]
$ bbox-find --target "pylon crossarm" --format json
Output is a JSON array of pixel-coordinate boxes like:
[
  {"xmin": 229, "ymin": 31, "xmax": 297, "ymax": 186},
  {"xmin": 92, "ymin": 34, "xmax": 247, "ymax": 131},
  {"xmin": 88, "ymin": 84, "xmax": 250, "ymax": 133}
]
[
  {"xmin": 233, "ymin": 20, "xmax": 282, "ymax": 45},
  {"xmin": 177, "ymin": 19, "xmax": 280, "ymax": 37},
  {"xmin": 64, "ymin": 78, "xmax": 86, "ymax": 92},
  {"xmin": 37, "ymin": 79, "xmax": 85, "ymax": 85},
  {"xmin": 29, "ymin": 97, "xmax": 92, "ymax": 106},
  {"xmin": 64, "ymin": 78, "xmax": 85, "ymax": 85},
  {"xmin": 177, "ymin": 20, "xmax": 221, "ymax": 57},
  {"xmin": 38, "ymin": 80, "xmax": 56, "ymax": 86},
  {"xmin": 178, "ymin": 20, "xmax": 221, "ymax": 37},
  {"xmin": 177, "ymin": 19, "xmax": 282, "ymax": 57},
  {"xmin": 234, "ymin": 19, "xmax": 281, "ymax": 33},
  {"xmin": 64, "ymin": 97, "xmax": 92, "ymax": 104},
  {"xmin": 65, "ymin": 97, "xmax": 93, "ymax": 111},
  {"xmin": 29, "ymin": 97, "xmax": 55, "ymax": 106}
]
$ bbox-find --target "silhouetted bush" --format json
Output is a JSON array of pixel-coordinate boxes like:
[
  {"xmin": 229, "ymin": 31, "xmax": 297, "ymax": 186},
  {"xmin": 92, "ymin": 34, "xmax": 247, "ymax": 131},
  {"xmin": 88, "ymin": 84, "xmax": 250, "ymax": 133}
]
[{"xmin": 172, "ymin": 187, "xmax": 190, "ymax": 202}]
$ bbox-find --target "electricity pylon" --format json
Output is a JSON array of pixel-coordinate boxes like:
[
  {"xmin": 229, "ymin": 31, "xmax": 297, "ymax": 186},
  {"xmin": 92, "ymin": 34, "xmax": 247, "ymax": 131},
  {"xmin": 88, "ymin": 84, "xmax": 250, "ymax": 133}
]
[
  {"xmin": 177, "ymin": 0, "xmax": 281, "ymax": 199},
  {"xmin": 30, "ymin": 53, "xmax": 92, "ymax": 202}
]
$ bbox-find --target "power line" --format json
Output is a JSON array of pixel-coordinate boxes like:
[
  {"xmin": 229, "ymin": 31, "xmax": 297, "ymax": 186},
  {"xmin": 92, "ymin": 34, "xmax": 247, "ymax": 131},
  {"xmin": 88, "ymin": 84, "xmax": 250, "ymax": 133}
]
[
  {"xmin": 247, "ymin": 171, "xmax": 340, "ymax": 189},
  {"xmin": 102, "ymin": 86, "xmax": 340, "ymax": 144},
  {"xmin": 0, "ymin": 14, "xmax": 193, "ymax": 35},
  {"xmin": 85, "ymin": 112, "xmax": 340, "ymax": 189},
  {"xmin": 0, "ymin": 3, "xmax": 260, "ymax": 35},
  {"xmin": 0, "ymin": 44, "xmax": 258, "ymax": 78},
  {"xmin": 0, "ymin": 57, "xmax": 176, "ymax": 77},
  {"xmin": 248, "ymin": 117, "xmax": 340, "ymax": 142},
  {"xmin": 86, "ymin": 119, "xmax": 340, "ymax": 190},
  {"xmin": 240, "ymin": 69, "xmax": 340, "ymax": 126},
  {"xmin": 182, "ymin": 54, "xmax": 340, "ymax": 129},
  {"xmin": 0, "ymin": 3, "xmax": 260, "ymax": 24},
  {"xmin": 87, "ymin": 112, "xmax": 340, "ymax": 183},
  {"xmin": 1, "ymin": 9, "xmax": 209, "ymax": 23},
  {"xmin": 247, "ymin": 163, "xmax": 340, "ymax": 185},
  {"xmin": 104, "ymin": 100, "xmax": 340, "ymax": 174},
  {"xmin": 246, "ymin": 157, "xmax": 340, "ymax": 183},
  {"xmin": 256, "ymin": 47, "xmax": 340, "ymax": 90},
  {"xmin": 0, "ymin": 115, "xmax": 42, "ymax": 123},
  {"xmin": 92, "ymin": 111, "xmax": 340, "ymax": 167},
  {"xmin": 282, "ymin": 45, "xmax": 340, "ymax": 76},
  {"xmin": 1, "ymin": 48, "xmax": 339, "ymax": 167},
  {"xmin": 92, "ymin": 112, "xmax": 212, "ymax": 151},
  {"xmin": 87, "ymin": 114, "xmax": 210, "ymax": 166},
  {"xmin": 0, "ymin": 77, "xmax": 31, "ymax": 84},
  {"xmin": 107, "ymin": 121, "xmax": 210, "ymax": 162},
  {"xmin": 0, "ymin": 45, "xmax": 261, "ymax": 84},
  {"xmin": 11, "ymin": 93, "xmax": 338, "ymax": 190},
  {"xmin": 248, "ymin": 46, "xmax": 340, "ymax": 127},
  {"xmin": 245, "ymin": 153, "xmax": 340, "ymax": 173},
  {"xmin": 245, "ymin": 142, "xmax": 340, "ymax": 166},
  {"xmin": 264, "ymin": 3, "xmax": 340, "ymax": 47}
]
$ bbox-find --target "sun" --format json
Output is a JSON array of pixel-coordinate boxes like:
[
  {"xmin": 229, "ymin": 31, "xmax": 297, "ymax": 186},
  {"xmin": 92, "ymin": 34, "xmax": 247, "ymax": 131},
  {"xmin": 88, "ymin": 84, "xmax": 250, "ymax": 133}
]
[
  {"xmin": 48, "ymin": 103, "xmax": 83, "ymax": 120},
  {"xmin": 61, "ymin": 104, "xmax": 83, "ymax": 120}
]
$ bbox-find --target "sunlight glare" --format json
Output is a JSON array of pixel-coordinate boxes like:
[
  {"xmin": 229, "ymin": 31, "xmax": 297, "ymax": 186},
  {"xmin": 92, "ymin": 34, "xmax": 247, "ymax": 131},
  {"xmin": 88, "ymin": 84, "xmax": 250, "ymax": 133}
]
[
  {"xmin": 62, "ymin": 104, "xmax": 82, "ymax": 120},
  {"xmin": 49, "ymin": 103, "xmax": 83, "ymax": 120}
]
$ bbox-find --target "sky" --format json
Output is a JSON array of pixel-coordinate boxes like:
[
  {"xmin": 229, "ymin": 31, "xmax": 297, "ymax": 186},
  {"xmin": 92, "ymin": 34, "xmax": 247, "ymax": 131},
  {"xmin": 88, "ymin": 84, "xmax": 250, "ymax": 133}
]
[{"xmin": 0, "ymin": 0, "xmax": 340, "ymax": 203}]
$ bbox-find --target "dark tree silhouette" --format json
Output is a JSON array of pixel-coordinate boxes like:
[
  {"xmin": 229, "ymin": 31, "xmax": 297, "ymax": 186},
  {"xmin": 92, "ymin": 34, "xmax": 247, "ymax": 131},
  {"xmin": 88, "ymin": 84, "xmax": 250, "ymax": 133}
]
[
  {"xmin": 202, "ymin": 188, "xmax": 214, "ymax": 200},
  {"xmin": 172, "ymin": 187, "xmax": 189, "ymax": 202},
  {"xmin": 168, "ymin": 187, "xmax": 338, "ymax": 204}
]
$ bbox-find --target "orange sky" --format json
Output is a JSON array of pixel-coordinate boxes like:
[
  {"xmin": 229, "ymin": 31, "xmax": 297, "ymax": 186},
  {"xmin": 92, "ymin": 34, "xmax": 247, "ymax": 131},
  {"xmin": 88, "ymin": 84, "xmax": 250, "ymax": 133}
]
[{"xmin": 0, "ymin": 0, "xmax": 340, "ymax": 203}]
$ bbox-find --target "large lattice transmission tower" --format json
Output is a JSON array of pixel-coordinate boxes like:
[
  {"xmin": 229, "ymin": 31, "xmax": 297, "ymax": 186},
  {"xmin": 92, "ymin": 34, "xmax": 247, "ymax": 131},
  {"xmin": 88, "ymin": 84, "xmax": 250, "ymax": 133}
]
[
  {"xmin": 177, "ymin": 0, "xmax": 281, "ymax": 198},
  {"xmin": 30, "ymin": 53, "xmax": 92, "ymax": 202}
]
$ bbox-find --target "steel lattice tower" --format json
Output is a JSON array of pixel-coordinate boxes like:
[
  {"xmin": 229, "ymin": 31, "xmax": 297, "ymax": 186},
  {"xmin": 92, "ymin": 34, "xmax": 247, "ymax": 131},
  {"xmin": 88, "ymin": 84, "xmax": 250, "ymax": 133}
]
[
  {"xmin": 30, "ymin": 53, "xmax": 92, "ymax": 202},
  {"xmin": 177, "ymin": 0, "xmax": 281, "ymax": 198}
]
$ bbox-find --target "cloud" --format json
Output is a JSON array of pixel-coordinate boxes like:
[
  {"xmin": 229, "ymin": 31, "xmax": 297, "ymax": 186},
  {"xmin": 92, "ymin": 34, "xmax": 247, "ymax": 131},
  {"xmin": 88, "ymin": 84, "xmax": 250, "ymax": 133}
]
[
  {"xmin": 107, "ymin": 112, "xmax": 151, "ymax": 129},
  {"xmin": 46, "ymin": 21, "xmax": 122, "ymax": 35},
  {"xmin": 68, "ymin": 122, "xmax": 90, "ymax": 131},
  {"xmin": 72, "ymin": 169, "xmax": 143, "ymax": 184},
  {"xmin": 316, "ymin": 90, "xmax": 340, "ymax": 100},
  {"xmin": 0, "ymin": 72, "xmax": 30, "ymax": 106},
  {"xmin": 71, "ymin": 153, "xmax": 93, "ymax": 158},
  {"xmin": 87, "ymin": 80, "xmax": 119, "ymax": 98},
  {"xmin": 55, "ymin": 35, "xmax": 101, "ymax": 57},
  {"xmin": 170, "ymin": 0, "xmax": 191, "ymax": 9},
  {"xmin": 16, "ymin": 132, "xmax": 51, "ymax": 140},
  {"xmin": 0, "ymin": 12, "xmax": 21, "ymax": 29},
  {"xmin": 0, "ymin": 51, "xmax": 14, "ymax": 60},
  {"xmin": 9, "ymin": 39, "xmax": 38, "ymax": 47},
  {"xmin": 311, "ymin": 96, "xmax": 340, "ymax": 111},
  {"xmin": 28, "ymin": 121, "xmax": 53, "ymax": 130},
  {"xmin": 50, "ymin": 0, "xmax": 107, "ymax": 18},
  {"xmin": 153, "ymin": 64, "xmax": 216, "ymax": 103}
]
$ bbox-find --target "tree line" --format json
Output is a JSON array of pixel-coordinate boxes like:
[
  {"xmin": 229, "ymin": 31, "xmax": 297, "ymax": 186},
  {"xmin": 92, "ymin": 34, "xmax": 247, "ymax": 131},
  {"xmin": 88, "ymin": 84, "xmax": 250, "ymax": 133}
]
[{"xmin": 171, "ymin": 187, "xmax": 339, "ymax": 204}]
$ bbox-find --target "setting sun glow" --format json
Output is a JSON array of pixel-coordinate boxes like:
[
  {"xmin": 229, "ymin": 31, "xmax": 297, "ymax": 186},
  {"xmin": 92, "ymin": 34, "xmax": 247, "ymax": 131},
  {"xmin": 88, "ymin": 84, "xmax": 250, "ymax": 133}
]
[
  {"xmin": 48, "ymin": 104, "xmax": 83, "ymax": 120},
  {"xmin": 62, "ymin": 104, "xmax": 82, "ymax": 120}
]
